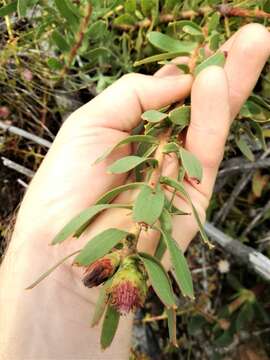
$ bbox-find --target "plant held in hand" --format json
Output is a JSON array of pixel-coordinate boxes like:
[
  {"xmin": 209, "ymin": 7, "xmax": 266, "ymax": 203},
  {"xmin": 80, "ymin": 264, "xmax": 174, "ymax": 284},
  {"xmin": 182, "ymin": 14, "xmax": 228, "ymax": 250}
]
[{"xmin": 27, "ymin": 27, "xmax": 228, "ymax": 350}]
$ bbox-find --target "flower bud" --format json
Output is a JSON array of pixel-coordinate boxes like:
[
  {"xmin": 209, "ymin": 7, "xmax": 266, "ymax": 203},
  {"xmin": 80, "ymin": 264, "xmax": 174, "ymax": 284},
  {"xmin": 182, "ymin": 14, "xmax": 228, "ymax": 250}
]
[
  {"xmin": 82, "ymin": 252, "xmax": 120, "ymax": 288},
  {"xmin": 109, "ymin": 257, "xmax": 147, "ymax": 314}
]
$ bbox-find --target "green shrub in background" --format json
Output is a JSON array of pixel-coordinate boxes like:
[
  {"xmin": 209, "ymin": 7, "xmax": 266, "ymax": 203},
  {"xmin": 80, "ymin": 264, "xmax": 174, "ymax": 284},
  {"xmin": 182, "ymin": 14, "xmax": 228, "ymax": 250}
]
[{"xmin": 0, "ymin": 0, "xmax": 270, "ymax": 358}]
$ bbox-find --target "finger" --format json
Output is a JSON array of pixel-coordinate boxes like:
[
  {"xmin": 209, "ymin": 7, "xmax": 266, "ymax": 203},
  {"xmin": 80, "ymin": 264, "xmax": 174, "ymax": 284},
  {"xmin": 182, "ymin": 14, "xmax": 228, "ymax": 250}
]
[
  {"xmin": 68, "ymin": 73, "xmax": 193, "ymax": 132},
  {"xmin": 224, "ymin": 23, "xmax": 270, "ymax": 120},
  {"xmin": 185, "ymin": 66, "xmax": 230, "ymax": 199}
]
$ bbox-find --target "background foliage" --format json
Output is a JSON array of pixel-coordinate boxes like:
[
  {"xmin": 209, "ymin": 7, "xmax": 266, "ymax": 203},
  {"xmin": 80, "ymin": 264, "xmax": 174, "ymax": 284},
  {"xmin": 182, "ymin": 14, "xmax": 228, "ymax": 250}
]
[{"xmin": 0, "ymin": 0, "xmax": 270, "ymax": 358}]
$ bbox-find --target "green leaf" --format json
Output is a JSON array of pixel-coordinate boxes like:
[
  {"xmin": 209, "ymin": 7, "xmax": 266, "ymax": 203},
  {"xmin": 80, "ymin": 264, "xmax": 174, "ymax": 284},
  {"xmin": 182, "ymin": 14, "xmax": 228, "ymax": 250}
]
[
  {"xmin": 154, "ymin": 235, "xmax": 167, "ymax": 260},
  {"xmin": 96, "ymin": 182, "xmax": 147, "ymax": 205},
  {"xmin": 194, "ymin": 52, "xmax": 225, "ymax": 76},
  {"xmin": 133, "ymin": 185, "xmax": 165, "ymax": 225},
  {"xmin": 162, "ymin": 142, "xmax": 179, "ymax": 154},
  {"xmin": 91, "ymin": 278, "xmax": 113, "ymax": 327},
  {"xmin": 183, "ymin": 25, "xmax": 203, "ymax": 36},
  {"xmin": 52, "ymin": 204, "xmax": 131, "ymax": 245},
  {"xmin": 167, "ymin": 308, "xmax": 178, "ymax": 347},
  {"xmin": 169, "ymin": 20, "xmax": 202, "ymax": 32},
  {"xmin": 74, "ymin": 228, "xmax": 128, "ymax": 266},
  {"xmin": 179, "ymin": 147, "xmax": 203, "ymax": 183},
  {"xmin": 100, "ymin": 305, "xmax": 120, "ymax": 349},
  {"xmin": 160, "ymin": 176, "xmax": 213, "ymax": 248},
  {"xmin": 47, "ymin": 57, "xmax": 63, "ymax": 70},
  {"xmin": 51, "ymin": 30, "xmax": 70, "ymax": 53},
  {"xmin": 134, "ymin": 51, "xmax": 190, "ymax": 67},
  {"xmin": 208, "ymin": 12, "xmax": 220, "ymax": 33},
  {"xmin": 107, "ymin": 156, "xmax": 157, "ymax": 174},
  {"xmin": 54, "ymin": 0, "xmax": 79, "ymax": 30},
  {"xmin": 147, "ymin": 31, "xmax": 196, "ymax": 53},
  {"xmin": 235, "ymin": 136, "xmax": 255, "ymax": 162},
  {"xmin": 141, "ymin": 110, "xmax": 168, "ymax": 123},
  {"xmin": 209, "ymin": 32, "xmax": 220, "ymax": 51},
  {"xmin": 114, "ymin": 13, "xmax": 136, "ymax": 25},
  {"xmin": 160, "ymin": 208, "xmax": 173, "ymax": 234},
  {"xmin": 95, "ymin": 135, "xmax": 158, "ymax": 164},
  {"xmin": 17, "ymin": 0, "xmax": 28, "ymax": 17},
  {"xmin": 163, "ymin": 231, "xmax": 194, "ymax": 299},
  {"xmin": 26, "ymin": 250, "xmax": 80, "ymax": 290},
  {"xmin": 0, "ymin": 1, "xmax": 17, "ymax": 17},
  {"xmin": 139, "ymin": 252, "xmax": 176, "ymax": 307},
  {"xmin": 169, "ymin": 106, "xmax": 190, "ymax": 127}
]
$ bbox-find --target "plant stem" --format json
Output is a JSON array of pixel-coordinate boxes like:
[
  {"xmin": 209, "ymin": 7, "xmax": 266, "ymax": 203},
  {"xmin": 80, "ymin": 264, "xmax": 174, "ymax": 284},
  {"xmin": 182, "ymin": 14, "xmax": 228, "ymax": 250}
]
[{"xmin": 148, "ymin": 128, "xmax": 172, "ymax": 189}]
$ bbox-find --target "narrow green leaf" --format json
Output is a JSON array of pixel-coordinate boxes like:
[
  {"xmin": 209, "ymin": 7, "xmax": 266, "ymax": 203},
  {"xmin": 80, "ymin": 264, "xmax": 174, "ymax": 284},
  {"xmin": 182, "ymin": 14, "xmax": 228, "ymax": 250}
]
[
  {"xmin": 162, "ymin": 142, "xmax": 179, "ymax": 154},
  {"xmin": 17, "ymin": 0, "xmax": 28, "ymax": 17},
  {"xmin": 169, "ymin": 20, "xmax": 202, "ymax": 32},
  {"xmin": 183, "ymin": 25, "xmax": 203, "ymax": 36},
  {"xmin": 52, "ymin": 204, "xmax": 131, "ymax": 245},
  {"xmin": 108, "ymin": 156, "xmax": 157, "ymax": 174},
  {"xmin": 160, "ymin": 176, "xmax": 213, "ymax": 248},
  {"xmin": 96, "ymin": 182, "xmax": 147, "ymax": 205},
  {"xmin": 139, "ymin": 252, "xmax": 176, "ymax": 307},
  {"xmin": 208, "ymin": 12, "xmax": 220, "ymax": 33},
  {"xmin": 163, "ymin": 231, "xmax": 194, "ymax": 299},
  {"xmin": 55, "ymin": 0, "xmax": 79, "ymax": 29},
  {"xmin": 51, "ymin": 30, "xmax": 70, "ymax": 53},
  {"xmin": 167, "ymin": 308, "xmax": 178, "ymax": 347},
  {"xmin": 194, "ymin": 52, "xmax": 225, "ymax": 76},
  {"xmin": 114, "ymin": 13, "xmax": 136, "ymax": 25},
  {"xmin": 154, "ymin": 235, "xmax": 167, "ymax": 260},
  {"xmin": 133, "ymin": 185, "xmax": 165, "ymax": 225},
  {"xmin": 179, "ymin": 147, "xmax": 203, "ymax": 183},
  {"xmin": 0, "ymin": 1, "xmax": 17, "ymax": 17},
  {"xmin": 26, "ymin": 250, "xmax": 80, "ymax": 290},
  {"xmin": 134, "ymin": 51, "xmax": 190, "ymax": 67},
  {"xmin": 236, "ymin": 136, "xmax": 255, "ymax": 162},
  {"xmin": 100, "ymin": 305, "xmax": 120, "ymax": 349},
  {"xmin": 47, "ymin": 57, "xmax": 63, "ymax": 70},
  {"xmin": 160, "ymin": 208, "xmax": 173, "ymax": 234},
  {"xmin": 95, "ymin": 135, "xmax": 158, "ymax": 164},
  {"xmin": 169, "ymin": 106, "xmax": 190, "ymax": 127},
  {"xmin": 91, "ymin": 278, "xmax": 112, "ymax": 327},
  {"xmin": 141, "ymin": 110, "xmax": 168, "ymax": 123},
  {"xmin": 147, "ymin": 31, "xmax": 196, "ymax": 53},
  {"xmin": 74, "ymin": 228, "xmax": 128, "ymax": 266}
]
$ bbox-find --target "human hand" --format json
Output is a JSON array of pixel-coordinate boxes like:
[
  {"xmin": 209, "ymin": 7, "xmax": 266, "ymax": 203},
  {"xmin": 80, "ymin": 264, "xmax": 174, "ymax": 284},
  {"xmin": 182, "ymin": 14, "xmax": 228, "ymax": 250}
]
[{"xmin": 1, "ymin": 24, "xmax": 269, "ymax": 359}]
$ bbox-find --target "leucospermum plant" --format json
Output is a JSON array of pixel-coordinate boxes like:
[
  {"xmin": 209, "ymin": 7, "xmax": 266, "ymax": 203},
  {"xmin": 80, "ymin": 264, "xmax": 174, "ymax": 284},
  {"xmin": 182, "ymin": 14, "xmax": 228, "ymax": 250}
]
[{"xmin": 27, "ymin": 22, "xmax": 227, "ymax": 349}]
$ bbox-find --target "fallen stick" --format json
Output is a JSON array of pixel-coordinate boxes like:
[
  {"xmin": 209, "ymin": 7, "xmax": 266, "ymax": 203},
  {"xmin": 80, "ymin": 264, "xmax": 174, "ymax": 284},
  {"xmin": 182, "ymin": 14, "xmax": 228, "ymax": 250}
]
[
  {"xmin": 205, "ymin": 222, "xmax": 270, "ymax": 281},
  {"xmin": 0, "ymin": 121, "xmax": 52, "ymax": 149}
]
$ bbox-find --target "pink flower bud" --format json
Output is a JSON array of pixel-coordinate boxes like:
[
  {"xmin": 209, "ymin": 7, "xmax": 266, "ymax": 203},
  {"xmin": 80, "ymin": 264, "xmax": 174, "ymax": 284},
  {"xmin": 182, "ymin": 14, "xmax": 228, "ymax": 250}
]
[
  {"xmin": 109, "ymin": 257, "xmax": 147, "ymax": 314},
  {"xmin": 82, "ymin": 253, "xmax": 120, "ymax": 288}
]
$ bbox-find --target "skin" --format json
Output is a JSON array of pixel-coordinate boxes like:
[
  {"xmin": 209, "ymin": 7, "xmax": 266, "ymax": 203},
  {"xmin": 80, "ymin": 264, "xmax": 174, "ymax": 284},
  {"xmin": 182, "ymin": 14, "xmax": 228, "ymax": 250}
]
[{"xmin": 0, "ymin": 23, "xmax": 269, "ymax": 360}]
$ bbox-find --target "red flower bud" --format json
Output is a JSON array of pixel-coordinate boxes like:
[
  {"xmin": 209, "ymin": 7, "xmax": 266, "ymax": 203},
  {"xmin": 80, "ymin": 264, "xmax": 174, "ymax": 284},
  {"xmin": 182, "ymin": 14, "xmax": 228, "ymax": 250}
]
[
  {"xmin": 82, "ymin": 253, "xmax": 120, "ymax": 288},
  {"xmin": 109, "ymin": 257, "xmax": 147, "ymax": 314}
]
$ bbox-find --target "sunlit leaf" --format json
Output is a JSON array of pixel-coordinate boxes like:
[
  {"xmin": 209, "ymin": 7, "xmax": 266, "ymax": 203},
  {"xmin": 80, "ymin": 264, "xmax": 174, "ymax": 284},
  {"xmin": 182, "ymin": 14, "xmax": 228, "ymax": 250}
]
[
  {"xmin": 208, "ymin": 12, "xmax": 220, "ymax": 33},
  {"xmin": 51, "ymin": 30, "xmax": 70, "ymax": 52},
  {"xmin": 147, "ymin": 31, "xmax": 196, "ymax": 53},
  {"xmin": 179, "ymin": 147, "xmax": 203, "ymax": 183},
  {"xmin": 100, "ymin": 305, "xmax": 120, "ymax": 349},
  {"xmin": 183, "ymin": 25, "xmax": 203, "ymax": 36},
  {"xmin": 169, "ymin": 106, "xmax": 190, "ymax": 127},
  {"xmin": 17, "ymin": 0, "xmax": 28, "ymax": 17},
  {"xmin": 133, "ymin": 185, "xmax": 165, "ymax": 225},
  {"xmin": 52, "ymin": 204, "xmax": 131, "ymax": 245},
  {"xmin": 95, "ymin": 135, "xmax": 158, "ymax": 164},
  {"xmin": 54, "ymin": 0, "xmax": 79, "ymax": 30},
  {"xmin": 162, "ymin": 142, "xmax": 179, "ymax": 154},
  {"xmin": 194, "ymin": 52, "xmax": 225, "ymax": 76},
  {"xmin": 134, "ymin": 51, "xmax": 190, "ymax": 67},
  {"xmin": 141, "ymin": 110, "xmax": 168, "ymax": 123},
  {"xmin": 108, "ymin": 156, "xmax": 157, "ymax": 174},
  {"xmin": 74, "ymin": 228, "xmax": 128, "ymax": 266},
  {"xmin": 139, "ymin": 252, "xmax": 176, "ymax": 307},
  {"xmin": 96, "ymin": 182, "xmax": 147, "ymax": 204}
]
